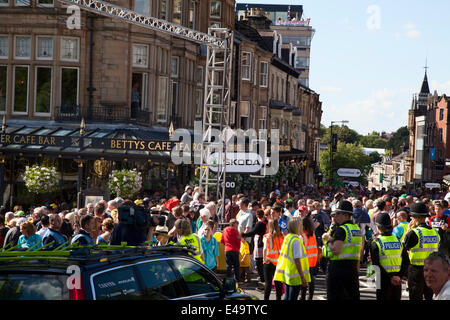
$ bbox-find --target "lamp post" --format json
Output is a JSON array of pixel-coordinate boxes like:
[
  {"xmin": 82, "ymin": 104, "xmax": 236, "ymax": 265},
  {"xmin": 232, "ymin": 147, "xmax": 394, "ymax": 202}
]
[{"xmin": 330, "ymin": 120, "xmax": 349, "ymax": 186}]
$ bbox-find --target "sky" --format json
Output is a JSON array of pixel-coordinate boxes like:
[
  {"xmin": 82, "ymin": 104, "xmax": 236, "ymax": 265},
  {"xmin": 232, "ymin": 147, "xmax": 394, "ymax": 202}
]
[{"xmin": 236, "ymin": 0, "xmax": 450, "ymax": 135}]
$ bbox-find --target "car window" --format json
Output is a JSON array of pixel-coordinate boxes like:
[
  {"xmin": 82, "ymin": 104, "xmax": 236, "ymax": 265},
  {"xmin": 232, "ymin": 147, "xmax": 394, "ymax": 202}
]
[
  {"xmin": 135, "ymin": 260, "xmax": 180, "ymax": 299},
  {"xmin": 171, "ymin": 259, "xmax": 221, "ymax": 297},
  {"xmin": 92, "ymin": 266, "xmax": 141, "ymax": 300},
  {"xmin": 0, "ymin": 274, "xmax": 69, "ymax": 300}
]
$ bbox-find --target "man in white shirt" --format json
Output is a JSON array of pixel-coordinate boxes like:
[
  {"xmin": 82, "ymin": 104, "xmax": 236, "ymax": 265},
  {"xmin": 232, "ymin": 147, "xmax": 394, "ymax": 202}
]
[
  {"xmin": 424, "ymin": 252, "xmax": 450, "ymax": 300},
  {"xmin": 236, "ymin": 198, "xmax": 253, "ymax": 242}
]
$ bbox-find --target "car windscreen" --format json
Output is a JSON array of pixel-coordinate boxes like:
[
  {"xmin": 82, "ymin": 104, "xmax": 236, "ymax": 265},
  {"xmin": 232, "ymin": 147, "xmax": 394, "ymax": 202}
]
[{"xmin": 0, "ymin": 273, "xmax": 69, "ymax": 300}]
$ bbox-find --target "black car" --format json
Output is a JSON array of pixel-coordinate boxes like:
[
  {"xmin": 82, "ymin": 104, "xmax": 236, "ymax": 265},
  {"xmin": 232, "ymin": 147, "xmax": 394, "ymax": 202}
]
[{"xmin": 0, "ymin": 245, "xmax": 256, "ymax": 300}]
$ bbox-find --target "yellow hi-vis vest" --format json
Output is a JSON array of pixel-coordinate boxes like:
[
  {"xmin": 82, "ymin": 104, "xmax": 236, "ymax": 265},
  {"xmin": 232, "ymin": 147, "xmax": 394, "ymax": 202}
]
[
  {"xmin": 408, "ymin": 227, "xmax": 440, "ymax": 266},
  {"xmin": 375, "ymin": 234, "xmax": 402, "ymax": 273},
  {"xmin": 274, "ymin": 233, "xmax": 311, "ymax": 285},
  {"xmin": 329, "ymin": 223, "xmax": 362, "ymax": 261},
  {"xmin": 397, "ymin": 222, "xmax": 409, "ymax": 243},
  {"xmin": 178, "ymin": 233, "xmax": 204, "ymax": 264}
]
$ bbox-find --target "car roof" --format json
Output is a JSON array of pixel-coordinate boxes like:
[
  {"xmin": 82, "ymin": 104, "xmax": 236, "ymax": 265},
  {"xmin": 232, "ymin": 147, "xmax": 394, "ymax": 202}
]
[{"xmin": 0, "ymin": 244, "xmax": 198, "ymax": 273}]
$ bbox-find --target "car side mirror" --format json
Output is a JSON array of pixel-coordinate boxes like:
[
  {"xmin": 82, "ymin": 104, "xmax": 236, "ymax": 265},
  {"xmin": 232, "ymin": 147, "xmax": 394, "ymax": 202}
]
[{"xmin": 222, "ymin": 277, "xmax": 237, "ymax": 294}]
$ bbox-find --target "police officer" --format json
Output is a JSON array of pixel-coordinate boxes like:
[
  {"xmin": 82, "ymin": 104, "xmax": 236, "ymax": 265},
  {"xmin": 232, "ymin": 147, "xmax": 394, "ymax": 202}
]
[
  {"xmin": 402, "ymin": 201, "xmax": 440, "ymax": 300},
  {"xmin": 322, "ymin": 200, "xmax": 362, "ymax": 300},
  {"xmin": 370, "ymin": 212, "xmax": 405, "ymax": 300}
]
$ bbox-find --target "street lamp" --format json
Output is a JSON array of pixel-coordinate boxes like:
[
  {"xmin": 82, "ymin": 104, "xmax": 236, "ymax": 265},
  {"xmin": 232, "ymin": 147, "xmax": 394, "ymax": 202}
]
[{"xmin": 330, "ymin": 120, "xmax": 349, "ymax": 186}]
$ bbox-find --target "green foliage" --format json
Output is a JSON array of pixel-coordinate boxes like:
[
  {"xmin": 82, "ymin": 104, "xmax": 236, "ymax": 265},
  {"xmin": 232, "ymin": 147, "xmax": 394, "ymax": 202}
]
[
  {"xmin": 359, "ymin": 134, "xmax": 387, "ymax": 148},
  {"xmin": 320, "ymin": 125, "xmax": 361, "ymax": 145},
  {"xmin": 320, "ymin": 142, "xmax": 372, "ymax": 185},
  {"xmin": 386, "ymin": 126, "xmax": 409, "ymax": 154}
]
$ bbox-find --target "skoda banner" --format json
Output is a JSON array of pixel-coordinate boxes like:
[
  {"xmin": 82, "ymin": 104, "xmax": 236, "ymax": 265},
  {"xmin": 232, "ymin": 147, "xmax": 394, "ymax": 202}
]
[{"xmin": 208, "ymin": 152, "xmax": 263, "ymax": 173}]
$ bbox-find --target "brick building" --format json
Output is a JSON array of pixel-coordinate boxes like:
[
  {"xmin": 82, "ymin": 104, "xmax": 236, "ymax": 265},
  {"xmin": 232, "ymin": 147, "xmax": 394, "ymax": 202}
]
[{"xmin": 0, "ymin": 0, "xmax": 323, "ymax": 207}]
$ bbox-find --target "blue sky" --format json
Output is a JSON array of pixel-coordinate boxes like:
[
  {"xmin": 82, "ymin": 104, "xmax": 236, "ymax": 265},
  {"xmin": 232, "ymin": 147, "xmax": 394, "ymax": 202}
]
[{"xmin": 236, "ymin": 0, "xmax": 450, "ymax": 135}]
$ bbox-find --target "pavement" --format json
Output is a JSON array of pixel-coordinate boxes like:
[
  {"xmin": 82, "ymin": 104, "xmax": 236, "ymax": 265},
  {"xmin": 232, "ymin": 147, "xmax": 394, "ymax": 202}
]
[{"xmin": 216, "ymin": 264, "xmax": 410, "ymax": 300}]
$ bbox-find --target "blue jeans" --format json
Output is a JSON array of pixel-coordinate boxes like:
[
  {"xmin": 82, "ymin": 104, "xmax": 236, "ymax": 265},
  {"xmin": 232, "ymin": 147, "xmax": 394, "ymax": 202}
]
[{"xmin": 284, "ymin": 284, "xmax": 301, "ymax": 301}]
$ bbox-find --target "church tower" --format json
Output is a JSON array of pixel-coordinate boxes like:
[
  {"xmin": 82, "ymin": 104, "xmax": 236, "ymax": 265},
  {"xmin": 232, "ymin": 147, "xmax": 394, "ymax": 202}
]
[{"xmin": 405, "ymin": 68, "xmax": 432, "ymax": 185}]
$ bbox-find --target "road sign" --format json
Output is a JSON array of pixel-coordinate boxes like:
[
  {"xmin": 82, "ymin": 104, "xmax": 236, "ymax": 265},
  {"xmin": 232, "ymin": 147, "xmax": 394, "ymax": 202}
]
[
  {"xmin": 209, "ymin": 152, "xmax": 263, "ymax": 173},
  {"xmin": 425, "ymin": 183, "xmax": 441, "ymax": 189},
  {"xmin": 337, "ymin": 168, "xmax": 361, "ymax": 178},
  {"xmin": 343, "ymin": 180, "xmax": 360, "ymax": 187}
]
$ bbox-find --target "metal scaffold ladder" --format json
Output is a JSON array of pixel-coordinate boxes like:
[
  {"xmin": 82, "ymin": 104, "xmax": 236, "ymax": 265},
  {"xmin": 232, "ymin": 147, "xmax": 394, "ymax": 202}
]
[{"xmin": 58, "ymin": 0, "xmax": 233, "ymax": 203}]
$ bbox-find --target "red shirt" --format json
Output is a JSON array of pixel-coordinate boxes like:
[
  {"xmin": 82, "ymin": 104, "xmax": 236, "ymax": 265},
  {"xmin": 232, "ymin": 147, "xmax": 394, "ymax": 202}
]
[{"xmin": 221, "ymin": 226, "xmax": 241, "ymax": 252}]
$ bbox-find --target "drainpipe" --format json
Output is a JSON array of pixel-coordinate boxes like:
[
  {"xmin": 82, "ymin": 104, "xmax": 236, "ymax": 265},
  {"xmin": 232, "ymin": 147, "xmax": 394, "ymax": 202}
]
[{"xmin": 88, "ymin": 16, "xmax": 94, "ymax": 119}]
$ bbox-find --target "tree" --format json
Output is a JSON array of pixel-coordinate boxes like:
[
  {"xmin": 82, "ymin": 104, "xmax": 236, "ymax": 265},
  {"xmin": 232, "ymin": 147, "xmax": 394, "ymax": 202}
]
[
  {"xmin": 386, "ymin": 126, "xmax": 409, "ymax": 154},
  {"xmin": 320, "ymin": 141, "xmax": 372, "ymax": 185},
  {"xmin": 320, "ymin": 125, "xmax": 361, "ymax": 145},
  {"xmin": 359, "ymin": 133, "xmax": 387, "ymax": 148}
]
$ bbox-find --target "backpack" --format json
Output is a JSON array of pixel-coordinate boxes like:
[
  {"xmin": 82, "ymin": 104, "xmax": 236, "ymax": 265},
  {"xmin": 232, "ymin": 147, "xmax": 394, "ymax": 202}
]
[{"xmin": 118, "ymin": 204, "xmax": 151, "ymax": 228}]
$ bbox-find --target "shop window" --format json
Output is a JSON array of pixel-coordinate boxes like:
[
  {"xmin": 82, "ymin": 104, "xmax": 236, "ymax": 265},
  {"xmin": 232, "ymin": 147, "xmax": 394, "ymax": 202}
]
[{"xmin": 35, "ymin": 66, "xmax": 52, "ymax": 114}]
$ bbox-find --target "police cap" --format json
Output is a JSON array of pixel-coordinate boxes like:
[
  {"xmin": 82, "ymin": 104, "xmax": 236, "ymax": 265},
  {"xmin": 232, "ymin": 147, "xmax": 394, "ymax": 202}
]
[
  {"xmin": 410, "ymin": 201, "xmax": 429, "ymax": 217},
  {"xmin": 331, "ymin": 200, "xmax": 353, "ymax": 216},
  {"xmin": 375, "ymin": 211, "xmax": 392, "ymax": 229}
]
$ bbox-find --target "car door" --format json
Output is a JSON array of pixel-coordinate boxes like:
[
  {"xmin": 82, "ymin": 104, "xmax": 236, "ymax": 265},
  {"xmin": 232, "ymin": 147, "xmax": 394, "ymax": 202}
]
[
  {"xmin": 90, "ymin": 265, "xmax": 142, "ymax": 300},
  {"xmin": 168, "ymin": 257, "xmax": 223, "ymax": 300},
  {"xmin": 134, "ymin": 259, "xmax": 182, "ymax": 300}
]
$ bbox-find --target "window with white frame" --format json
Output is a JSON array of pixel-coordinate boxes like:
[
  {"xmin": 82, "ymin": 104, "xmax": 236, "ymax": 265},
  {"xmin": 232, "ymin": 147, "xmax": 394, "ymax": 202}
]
[
  {"xmin": 14, "ymin": 0, "xmax": 30, "ymax": 6},
  {"xmin": 157, "ymin": 76, "xmax": 168, "ymax": 122},
  {"xmin": 196, "ymin": 66, "xmax": 203, "ymax": 85},
  {"xmin": 159, "ymin": 0, "xmax": 167, "ymax": 20},
  {"xmin": 14, "ymin": 36, "xmax": 31, "ymax": 59},
  {"xmin": 13, "ymin": 65, "xmax": 29, "ymax": 114},
  {"xmin": 210, "ymin": 1, "xmax": 221, "ymax": 18},
  {"xmin": 36, "ymin": 36, "xmax": 53, "ymax": 60},
  {"xmin": 260, "ymin": 61, "xmax": 268, "ymax": 87},
  {"xmin": 0, "ymin": 36, "xmax": 8, "ymax": 59},
  {"xmin": 188, "ymin": 0, "xmax": 196, "ymax": 29},
  {"xmin": 240, "ymin": 101, "xmax": 249, "ymax": 129},
  {"xmin": 133, "ymin": 44, "xmax": 148, "ymax": 68},
  {"xmin": 172, "ymin": 0, "xmax": 182, "ymax": 25},
  {"xmin": 35, "ymin": 66, "xmax": 52, "ymax": 114},
  {"xmin": 259, "ymin": 106, "xmax": 267, "ymax": 129},
  {"xmin": 282, "ymin": 120, "xmax": 288, "ymax": 137},
  {"xmin": 0, "ymin": 65, "xmax": 7, "ymax": 112},
  {"xmin": 194, "ymin": 88, "xmax": 202, "ymax": 117},
  {"xmin": 61, "ymin": 37, "xmax": 79, "ymax": 61},
  {"xmin": 0, "ymin": 0, "xmax": 9, "ymax": 6},
  {"xmin": 61, "ymin": 67, "xmax": 78, "ymax": 107},
  {"xmin": 241, "ymin": 52, "xmax": 251, "ymax": 81},
  {"xmin": 230, "ymin": 101, "xmax": 236, "ymax": 125},
  {"xmin": 253, "ymin": 57, "xmax": 257, "ymax": 85},
  {"xmin": 134, "ymin": 0, "xmax": 149, "ymax": 15},
  {"xmin": 170, "ymin": 56, "xmax": 179, "ymax": 78}
]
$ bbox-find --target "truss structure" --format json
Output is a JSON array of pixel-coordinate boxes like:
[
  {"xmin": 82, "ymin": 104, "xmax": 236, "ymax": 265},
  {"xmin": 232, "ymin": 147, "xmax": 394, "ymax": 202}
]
[{"xmin": 59, "ymin": 0, "xmax": 233, "ymax": 204}]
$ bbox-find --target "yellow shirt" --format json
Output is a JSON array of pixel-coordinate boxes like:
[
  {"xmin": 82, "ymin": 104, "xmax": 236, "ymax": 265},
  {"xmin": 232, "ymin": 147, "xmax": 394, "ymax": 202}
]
[{"xmin": 239, "ymin": 240, "xmax": 251, "ymax": 267}]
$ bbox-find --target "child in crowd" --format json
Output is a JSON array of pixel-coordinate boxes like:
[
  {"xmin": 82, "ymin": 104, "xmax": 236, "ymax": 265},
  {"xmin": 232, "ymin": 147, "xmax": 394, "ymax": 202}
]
[{"xmin": 239, "ymin": 236, "xmax": 251, "ymax": 283}]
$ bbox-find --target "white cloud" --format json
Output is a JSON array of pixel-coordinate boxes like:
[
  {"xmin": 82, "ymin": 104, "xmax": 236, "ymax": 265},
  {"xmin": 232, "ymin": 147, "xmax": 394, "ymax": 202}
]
[
  {"xmin": 405, "ymin": 29, "xmax": 421, "ymax": 39},
  {"xmin": 319, "ymin": 86, "xmax": 344, "ymax": 93},
  {"xmin": 431, "ymin": 80, "xmax": 450, "ymax": 95},
  {"xmin": 402, "ymin": 22, "xmax": 416, "ymax": 30},
  {"xmin": 321, "ymin": 88, "xmax": 415, "ymax": 135},
  {"xmin": 396, "ymin": 22, "xmax": 421, "ymax": 39}
]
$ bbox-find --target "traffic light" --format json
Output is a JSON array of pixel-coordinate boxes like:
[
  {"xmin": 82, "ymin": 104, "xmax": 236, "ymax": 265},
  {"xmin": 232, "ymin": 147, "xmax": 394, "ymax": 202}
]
[{"xmin": 331, "ymin": 134, "xmax": 338, "ymax": 152}]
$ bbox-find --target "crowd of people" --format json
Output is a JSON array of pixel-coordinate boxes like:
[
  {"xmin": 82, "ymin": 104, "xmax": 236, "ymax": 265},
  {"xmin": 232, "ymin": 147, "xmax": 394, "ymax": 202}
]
[{"xmin": 0, "ymin": 183, "xmax": 449, "ymax": 300}]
